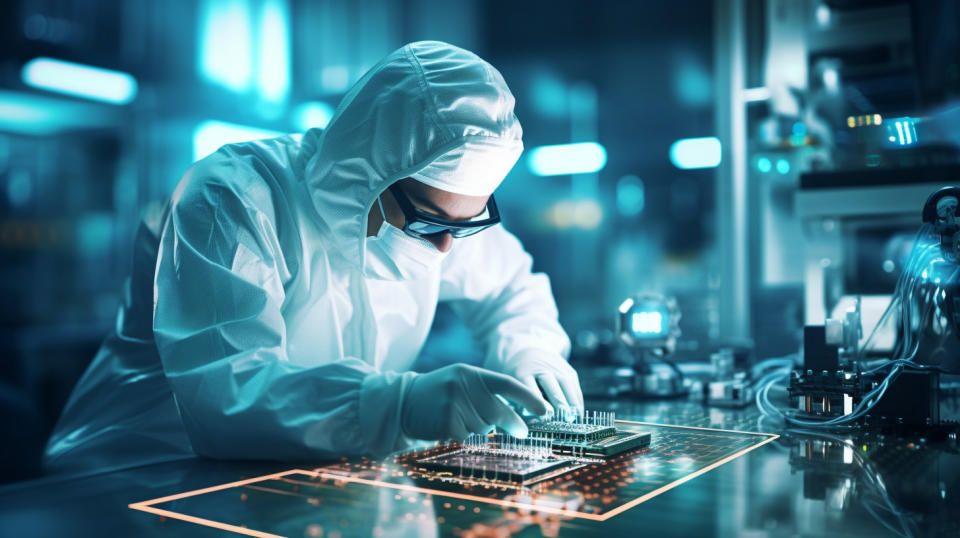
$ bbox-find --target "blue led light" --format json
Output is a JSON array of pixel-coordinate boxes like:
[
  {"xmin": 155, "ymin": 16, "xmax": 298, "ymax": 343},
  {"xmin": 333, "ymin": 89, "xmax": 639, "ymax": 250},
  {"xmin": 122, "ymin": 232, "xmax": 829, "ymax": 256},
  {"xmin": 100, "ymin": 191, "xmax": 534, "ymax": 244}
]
[
  {"xmin": 21, "ymin": 57, "xmax": 138, "ymax": 105},
  {"xmin": 193, "ymin": 120, "xmax": 283, "ymax": 161},
  {"xmin": 527, "ymin": 142, "xmax": 607, "ymax": 176},
  {"xmin": 618, "ymin": 295, "xmax": 675, "ymax": 346},
  {"xmin": 757, "ymin": 157, "xmax": 772, "ymax": 173},
  {"xmin": 669, "ymin": 137, "xmax": 722, "ymax": 169},
  {"xmin": 631, "ymin": 311, "xmax": 663, "ymax": 335},
  {"xmin": 776, "ymin": 159, "xmax": 791, "ymax": 174},
  {"xmin": 888, "ymin": 117, "xmax": 918, "ymax": 146}
]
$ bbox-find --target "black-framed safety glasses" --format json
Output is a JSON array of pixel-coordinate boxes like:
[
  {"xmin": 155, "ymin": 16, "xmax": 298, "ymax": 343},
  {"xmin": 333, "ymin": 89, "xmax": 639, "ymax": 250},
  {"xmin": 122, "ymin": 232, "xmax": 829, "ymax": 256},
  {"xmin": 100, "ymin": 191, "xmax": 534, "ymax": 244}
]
[{"xmin": 388, "ymin": 183, "xmax": 500, "ymax": 239}]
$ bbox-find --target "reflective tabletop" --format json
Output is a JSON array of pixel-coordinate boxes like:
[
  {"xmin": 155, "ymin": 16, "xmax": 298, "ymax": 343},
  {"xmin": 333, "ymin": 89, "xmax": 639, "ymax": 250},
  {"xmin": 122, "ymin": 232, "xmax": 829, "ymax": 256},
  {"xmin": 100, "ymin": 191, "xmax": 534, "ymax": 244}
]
[{"xmin": 1, "ymin": 399, "xmax": 958, "ymax": 537}]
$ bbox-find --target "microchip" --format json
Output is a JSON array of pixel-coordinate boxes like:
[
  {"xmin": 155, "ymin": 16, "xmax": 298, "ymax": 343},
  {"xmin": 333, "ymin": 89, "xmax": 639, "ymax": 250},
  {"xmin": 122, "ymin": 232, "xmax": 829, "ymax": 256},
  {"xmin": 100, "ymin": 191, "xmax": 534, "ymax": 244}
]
[
  {"xmin": 527, "ymin": 421, "xmax": 617, "ymax": 443},
  {"xmin": 528, "ymin": 418, "xmax": 652, "ymax": 457},
  {"xmin": 414, "ymin": 450, "xmax": 572, "ymax": 485},
  {"xmin": 565, "ymin": 430, "xmax": 651, "ymax": 457}
]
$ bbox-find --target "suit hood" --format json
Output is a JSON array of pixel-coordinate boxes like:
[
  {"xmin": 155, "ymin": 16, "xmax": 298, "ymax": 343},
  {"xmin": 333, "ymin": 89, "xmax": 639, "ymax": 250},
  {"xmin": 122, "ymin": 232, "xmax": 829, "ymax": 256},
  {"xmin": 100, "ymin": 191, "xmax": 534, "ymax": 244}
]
[{"xmin": 299, "ymin": 41, "xmax": 523, "ymax": 270}]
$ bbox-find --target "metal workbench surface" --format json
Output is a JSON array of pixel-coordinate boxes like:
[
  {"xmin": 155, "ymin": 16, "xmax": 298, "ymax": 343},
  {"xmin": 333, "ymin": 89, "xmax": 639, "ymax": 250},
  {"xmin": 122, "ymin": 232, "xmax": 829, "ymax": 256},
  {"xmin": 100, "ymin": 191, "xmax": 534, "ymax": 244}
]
[{"xmin": 1, "ymin": 400, "xmax": 957, "ymax": 537}]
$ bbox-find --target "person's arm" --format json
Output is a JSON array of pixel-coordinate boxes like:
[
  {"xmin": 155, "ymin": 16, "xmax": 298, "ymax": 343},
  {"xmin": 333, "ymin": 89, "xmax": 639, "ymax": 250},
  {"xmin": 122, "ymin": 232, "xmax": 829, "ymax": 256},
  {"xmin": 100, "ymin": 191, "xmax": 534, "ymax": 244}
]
[
  {"xmin": 153, "ymin": 163, "xmax": 412, "ymax": 460},
  {"xmin": 439, "ymin": 225, "xmax": 582, "ymax": 410}
]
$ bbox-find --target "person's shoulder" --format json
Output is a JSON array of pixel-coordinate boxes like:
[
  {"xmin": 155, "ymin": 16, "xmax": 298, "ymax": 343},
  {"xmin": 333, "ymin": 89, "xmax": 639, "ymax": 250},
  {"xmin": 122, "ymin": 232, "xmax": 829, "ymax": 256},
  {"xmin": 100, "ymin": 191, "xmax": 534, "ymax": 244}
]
[
  {"xmin": 172, "ymin": 135, "xmax": 302, "ymax": 219},
  {"xmin": 191, "ymin": 134, "xmax": 301, "ymax": 193}
]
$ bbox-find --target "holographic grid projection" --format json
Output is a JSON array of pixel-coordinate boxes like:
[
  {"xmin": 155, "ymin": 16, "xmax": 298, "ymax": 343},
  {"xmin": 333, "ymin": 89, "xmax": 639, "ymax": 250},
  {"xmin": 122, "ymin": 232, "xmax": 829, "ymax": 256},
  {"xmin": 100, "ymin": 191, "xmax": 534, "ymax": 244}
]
[{"xmin": 129, "ymin": 422, "xmax": 778, "ymax": 537}]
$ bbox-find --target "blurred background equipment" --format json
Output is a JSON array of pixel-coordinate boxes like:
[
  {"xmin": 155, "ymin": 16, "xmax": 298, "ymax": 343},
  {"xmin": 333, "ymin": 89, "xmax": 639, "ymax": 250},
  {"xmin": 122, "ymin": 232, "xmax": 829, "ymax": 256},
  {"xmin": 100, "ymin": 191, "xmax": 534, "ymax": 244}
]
[
  {"xmin": 615, "ymin": 293, "xmax": 687, "ymax": 398},
  {"xmin": 617, "ymin": 293, "xmax": 681, "ymax": 356},
  {"xmin": 756, "ymin": 185, "xmax": 960, "ymax": 435}
]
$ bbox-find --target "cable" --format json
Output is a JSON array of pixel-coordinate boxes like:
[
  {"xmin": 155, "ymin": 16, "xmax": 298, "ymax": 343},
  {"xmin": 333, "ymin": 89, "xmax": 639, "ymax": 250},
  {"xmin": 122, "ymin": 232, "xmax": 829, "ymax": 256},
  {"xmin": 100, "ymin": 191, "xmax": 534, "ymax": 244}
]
[
  {"xmin": 857, "ymin": 225, "xmax": 936, "ymax": 362},
  {"xmin": 756, "ymin": 224, "xmax": 955, "ymax": 429}
]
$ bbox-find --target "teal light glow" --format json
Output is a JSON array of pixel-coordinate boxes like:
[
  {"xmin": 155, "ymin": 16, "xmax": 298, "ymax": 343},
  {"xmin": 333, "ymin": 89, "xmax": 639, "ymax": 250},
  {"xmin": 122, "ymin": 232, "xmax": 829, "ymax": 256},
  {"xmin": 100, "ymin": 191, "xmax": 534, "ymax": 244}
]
[
  {"xmin": 256, "ymin": 0, "xmax": 290, "ymax": 103},
  {"xmin": 789, "ymin": 122, "xmax": 807, "ymax": 146},
  {"xmin": 6, "ymin": 169, "xmax": 32, "ymax": 207},
  {"xmin": 199, "ymin": 0, "xmax": 254, "ymax": 93},
  {"xmin": 669, "ymin": 137, "xmax": 722, "ymax": 169},
  {"xmin": 76, "ymin": 213, "xmax": 114, "ymax": 255},
  {"xmin": 631, "ymin": 311, "xmax": 663, "ymax": 335},
  {"xmin": 21, "ymin": 57, "xmax": 137, "ymax": 105},
  {"xmin": 529, "ymin": 72, "xmax": 568, "ymax": 118},
  {"xmin": 193, "ymin": 120, "xmax": 283, "ymax": 161},
  {"xmin": 527, "ymin": 142, "xmax": 607, "ymax": 176},
  {"xmin": 292, "ymin": 101, "xmax": 335, "ymax": 131},
  {"xmin": 675, "ymin": 61, "xmax": 712, "ymax": 106},
  {"xmin": 757, "ymin": 157, "xmax": 772, "ymax": 173},
  {"xmin": 776, "ymin": 158, "xmax": 791, "ymax": 174},
  {"xmin": 888, "ymin": 117, "xmax": 918, "ymax": 146},
  {"xmin": 0, "ymin": 90, "xmax": 115, "ymax": 135},
  {"xmin": 616, "ymin": 175, "xmax": 645, "ymax": 217}
]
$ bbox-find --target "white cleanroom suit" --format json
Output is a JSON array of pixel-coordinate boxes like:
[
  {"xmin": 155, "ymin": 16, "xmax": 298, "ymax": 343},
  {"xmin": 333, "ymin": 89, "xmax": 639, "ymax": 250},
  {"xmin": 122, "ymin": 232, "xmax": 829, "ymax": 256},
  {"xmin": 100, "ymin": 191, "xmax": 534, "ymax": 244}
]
[{"xmin": 44, "ymin": 41, "xmax": 579, "ymax": 474}]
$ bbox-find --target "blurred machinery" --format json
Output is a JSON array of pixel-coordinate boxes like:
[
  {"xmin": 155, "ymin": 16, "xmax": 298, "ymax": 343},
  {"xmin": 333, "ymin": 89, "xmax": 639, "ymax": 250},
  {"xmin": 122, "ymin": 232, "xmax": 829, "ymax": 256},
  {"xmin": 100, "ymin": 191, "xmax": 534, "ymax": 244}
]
[
  {"xmin": 743, "ymin": 0, "xmax": 960, "ymax": 437},
  {"xmin": 616, "ymin": 293, "xmax": 687, "ymax": 398},
  {"xmin": 756, "ymin": 184, "xmax": 960, "ymax": 435},
  {"xmin": 702, "ymin": 348, "xmax": 755, "ymax": 409},
  {"xmin": 573, "ymin": 293, "xmax": 767, "ymax": 407}
]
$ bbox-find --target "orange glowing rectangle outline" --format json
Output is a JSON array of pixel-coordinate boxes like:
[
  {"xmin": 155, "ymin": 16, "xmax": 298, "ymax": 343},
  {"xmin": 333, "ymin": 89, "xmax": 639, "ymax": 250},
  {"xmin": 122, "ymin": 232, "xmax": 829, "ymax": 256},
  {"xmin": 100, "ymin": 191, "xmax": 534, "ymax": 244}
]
[{"xmin": 128, "ymin": 421, "xmax": 779, "ymax": 536}]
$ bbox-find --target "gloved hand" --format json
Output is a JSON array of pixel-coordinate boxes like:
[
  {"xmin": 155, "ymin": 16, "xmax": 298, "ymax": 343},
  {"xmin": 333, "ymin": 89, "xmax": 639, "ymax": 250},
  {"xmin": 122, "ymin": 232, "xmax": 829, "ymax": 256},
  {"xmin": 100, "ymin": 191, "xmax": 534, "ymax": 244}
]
[
  {"xmin": 401, "ymin": 364, "xmax": 548, "ymax": 441},
  {"xmin": 495, "ymin": 350, "xmax": 584, "ymax": 413}
]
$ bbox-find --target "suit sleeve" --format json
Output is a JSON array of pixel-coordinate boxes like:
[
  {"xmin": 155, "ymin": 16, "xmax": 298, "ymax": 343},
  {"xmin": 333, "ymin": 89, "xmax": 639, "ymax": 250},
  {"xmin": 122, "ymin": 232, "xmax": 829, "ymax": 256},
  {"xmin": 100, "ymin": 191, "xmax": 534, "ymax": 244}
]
[
  {"xmin": 438, "ymin": 225, "xmax": 571, "ymax": 371},
  {"xmin": 153, "ymin": 162, "xmax": 412, "ymax": 460}
]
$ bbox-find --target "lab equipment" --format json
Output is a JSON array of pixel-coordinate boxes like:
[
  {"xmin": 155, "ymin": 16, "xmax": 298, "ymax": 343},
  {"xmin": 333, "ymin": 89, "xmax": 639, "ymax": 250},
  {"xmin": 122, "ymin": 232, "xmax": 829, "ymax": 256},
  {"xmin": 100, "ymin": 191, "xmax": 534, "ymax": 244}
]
[
  {"xmin": 616, "ymin": 293, "xmax": 686, "ymax": 398},
  {"xmin": 617, "ymin": 293, "xmax": 680, "ymax": 354},
  {"xmin": 757, "ymin": 185, "xmax": 960, "ymax": 433},
  {"xmin": 923, "ymin": 187, "xmax": 960, "ymax": 264},
  {"xmin": 702, "ymin": 348, "xmax": 755, "ymax": 408},
  {"xmin": 922, "ymin": 186, "xmax": 960, "ymax": 336}
]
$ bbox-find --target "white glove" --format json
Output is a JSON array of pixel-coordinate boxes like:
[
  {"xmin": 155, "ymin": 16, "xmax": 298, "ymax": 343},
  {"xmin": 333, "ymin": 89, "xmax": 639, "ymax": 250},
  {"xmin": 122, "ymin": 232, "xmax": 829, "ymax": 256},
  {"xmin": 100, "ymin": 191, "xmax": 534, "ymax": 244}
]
[
  {"xmin": 401, "ymin": 364, "xmax": 548, "ymax": 441},
  {"xmin": 496, "ymin": 350, "xmax": 584, "ymax": 413}
]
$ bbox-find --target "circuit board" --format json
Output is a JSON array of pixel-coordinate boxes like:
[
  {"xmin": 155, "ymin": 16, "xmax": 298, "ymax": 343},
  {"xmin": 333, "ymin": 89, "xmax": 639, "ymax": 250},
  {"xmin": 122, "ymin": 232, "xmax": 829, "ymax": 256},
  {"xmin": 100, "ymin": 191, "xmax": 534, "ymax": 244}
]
[{"xmin": 128, "ymin": 421, "xmax": 778, "ymax": 537}]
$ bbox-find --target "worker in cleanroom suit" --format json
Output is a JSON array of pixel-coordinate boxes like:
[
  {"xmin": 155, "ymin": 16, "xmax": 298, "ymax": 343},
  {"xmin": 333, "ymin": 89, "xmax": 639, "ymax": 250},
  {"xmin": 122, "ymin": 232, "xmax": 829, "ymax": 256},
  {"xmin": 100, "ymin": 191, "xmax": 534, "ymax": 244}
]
[{"xmin": 44, "ymin": 41, "xmax": 581, "ymax": 474}]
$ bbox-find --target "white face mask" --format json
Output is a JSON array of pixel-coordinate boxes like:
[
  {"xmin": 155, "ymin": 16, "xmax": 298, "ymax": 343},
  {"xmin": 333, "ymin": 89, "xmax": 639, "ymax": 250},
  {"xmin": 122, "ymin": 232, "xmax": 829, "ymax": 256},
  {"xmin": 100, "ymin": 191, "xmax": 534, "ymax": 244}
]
[{"xmin": 364, "ymin": 196, "xmax": 449, "ymax": 280}]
